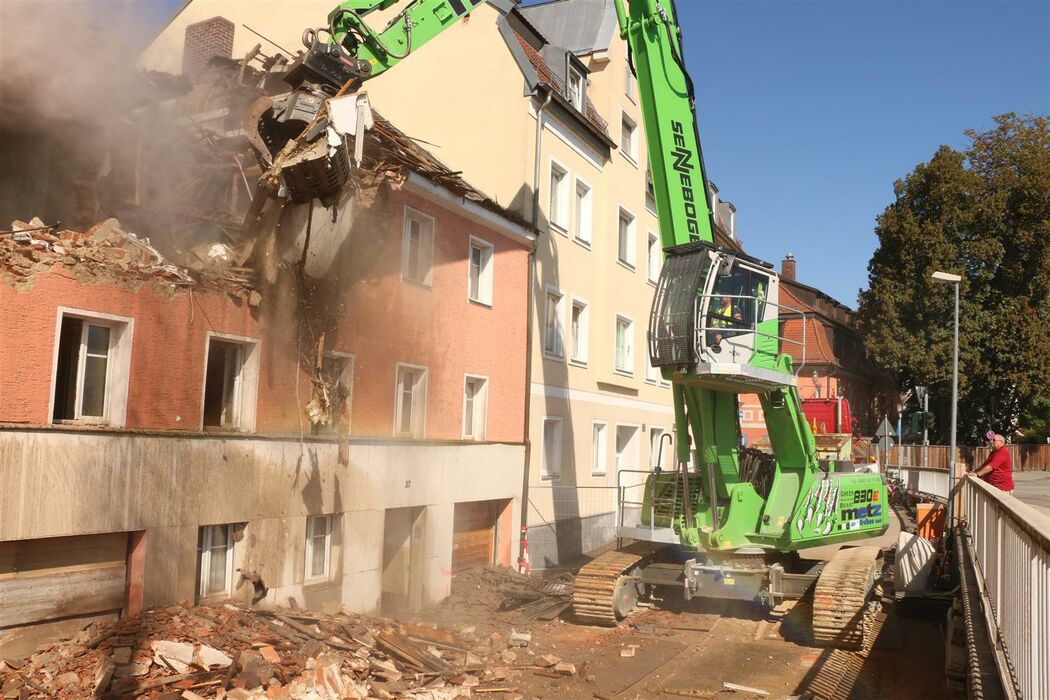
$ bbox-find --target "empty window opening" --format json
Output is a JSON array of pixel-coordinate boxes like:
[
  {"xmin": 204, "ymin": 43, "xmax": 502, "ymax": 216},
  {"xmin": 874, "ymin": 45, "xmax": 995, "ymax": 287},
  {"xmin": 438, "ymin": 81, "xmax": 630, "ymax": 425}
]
[
  {"xmin": 395, "ymin": 364, "xmax": 427, "ymax": 438},
  {"xmin": 53, "ymin": 317, "xmax": 115, "ymax": 422},
  {"xmin": 402, "ymin": 208, "xmax": 435, "ymax": 286},
  {"xmin": 542, "ymin": 417, "xmax": 563, "ymax": 479},
  {"xmin": 468, "ymin": 237, "xmax": 494, "ymax": 305},
  {"xmin": 198, "ymin": 524, "xmax": 234, "ymax": 601},
  {"xmin": 203, "ymin": 340, "xmax": 244, "ymax": 429},
  {"xmin": 462, "ymin": 375, "xmax": 488, "ymax": 440},
  {"xmin": 570, "ymin": 300, "xmax": 588, "ymax": 364},
  {"xmin": 305, "ymin": 515, "xmax": 333, "ymax": 582}
]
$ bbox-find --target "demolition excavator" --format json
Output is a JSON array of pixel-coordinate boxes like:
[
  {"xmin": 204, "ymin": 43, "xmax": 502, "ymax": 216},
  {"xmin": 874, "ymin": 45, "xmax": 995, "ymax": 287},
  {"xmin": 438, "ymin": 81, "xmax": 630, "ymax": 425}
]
[{"xmin": 246, "ymin": 0, "xmax": 889, "ymax": 649}]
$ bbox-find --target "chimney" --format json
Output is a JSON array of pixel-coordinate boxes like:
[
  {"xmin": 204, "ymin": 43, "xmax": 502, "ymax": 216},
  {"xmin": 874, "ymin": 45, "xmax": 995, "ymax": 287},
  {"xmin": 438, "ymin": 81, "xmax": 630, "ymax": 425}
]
[
  {"xmin": 781, "ymin": 253, "xmax": 796, "ymax": 281},
  {"xmin": 182, "ymin": 16, "xmax": 235, "ymax": 79}
]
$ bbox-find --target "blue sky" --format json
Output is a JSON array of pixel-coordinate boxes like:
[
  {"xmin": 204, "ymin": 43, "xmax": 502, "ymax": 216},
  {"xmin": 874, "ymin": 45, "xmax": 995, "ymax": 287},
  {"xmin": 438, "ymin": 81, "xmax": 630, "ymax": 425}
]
[
  {"xmin": 121, "ymin": 0, "xmax": 1048, "ymax": 305},
  {"xmin": 671, "ymin": 0, "xmax": 1050, "ymax": 305}
]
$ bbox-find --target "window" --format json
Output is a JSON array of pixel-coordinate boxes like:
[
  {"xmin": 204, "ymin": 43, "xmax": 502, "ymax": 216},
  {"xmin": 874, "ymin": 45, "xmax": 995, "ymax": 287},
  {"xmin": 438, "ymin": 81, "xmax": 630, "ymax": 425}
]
[
  {"xmin": 462, "ymin": 375, "xmax": 488, "ymax": 440},
  {"xmin": 625, "ymin": 62, "xmax": 636, "ymax": 102},
  {"xmin": 570, "ymin": 299, "xmax": 589, "ymax": 364},
  {"xmin": 615, "ymin": 425, "xmax": 640, "ymax": 473},
  {"xmin": 203, "ymin": 336, "xmax": 259, "ymax": 431},
  {"xmin": 311, "ymin": 354, "xmax": 353, "ymax": 436},
  {"xmin": 647, "ymin": 232, "xmax": 660, "ymax": 284},
  {"xmin": 621, "ymin": 113, "xmax": 637, "ymax": 161},
  {"xmin": 305, "ymin": 515, "xmax": 333, "ymax": 582},
  {"xmin": 51, "ymin": 312, "xmax": 132, "ymax": 426},
  {"xmin": 548, "ymin": 162, "xmax": 569, "ymax": 231},
  {"xmin": 645, "ymin": 167, "xmax": 655, "ymax": 203},
  {"xmin": 650, "ymin": 427, "xmax": 667, "ymax": 469},
  {"xmin": 543, "ymin": 288, "xmax": 565, "ymax": 358},
  {"xmin": 199, "ymin": 524, "xmax": 234, "ymax": 600},
  {"xmin": 394, "ymin": 364, "xmax": 428, "ymax": 438},
  {"xmin": 591, "ymin": 422, "xmax": 608, "ymax": 475},
  {"xmin": 568, "ymin": 68, "xmax": 583, "ymax": 110},
  {"xmin": 468, "ymin": 236, "xmax": 494, "ymax": 306},
  {"xmin": 645, "ymin": 354, "xmax": 660, "ymax": 383},
  {"xmin": 573, "ymin": 179, "xmax": 592, "ymax": 244},
  {"xmin": 615, "ymin": 315, "xmax": 634, "ymax": 374},
  {"xmin": 542, "ymin": 417, "xmax": 563, "ymax": 479},
  {"xmin": 402, "ymin": 208, "xmax": 435, "ymax": 286},
  {"xmin": 617, "ymin": 207, "xmax": 636, "ymax": 267}
]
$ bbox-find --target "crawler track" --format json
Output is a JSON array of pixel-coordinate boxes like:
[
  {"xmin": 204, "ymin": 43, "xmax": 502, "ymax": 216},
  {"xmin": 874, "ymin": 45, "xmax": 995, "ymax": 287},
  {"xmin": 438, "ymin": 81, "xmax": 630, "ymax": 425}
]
[
  {"xmin": 572, "ymin": 550, "xmax": 648, "ymax": 625},
  {"xmin": 811, "ymin": 546, "xmax": 883, "ymax": 649}
]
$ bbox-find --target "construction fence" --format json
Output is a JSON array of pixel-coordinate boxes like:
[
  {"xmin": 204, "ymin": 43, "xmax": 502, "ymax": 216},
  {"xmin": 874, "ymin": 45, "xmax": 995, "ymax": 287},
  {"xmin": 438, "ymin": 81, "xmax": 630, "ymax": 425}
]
[{"xmin": 883, "ymin": 443, "xmax": 1050, "ymax": 472}]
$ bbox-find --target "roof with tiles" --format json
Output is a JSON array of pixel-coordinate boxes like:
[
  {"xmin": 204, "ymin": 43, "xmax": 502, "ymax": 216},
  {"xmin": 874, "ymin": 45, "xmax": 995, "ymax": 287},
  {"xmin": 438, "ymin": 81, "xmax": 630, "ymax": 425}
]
[{"xmin": 512, "ymin": 32, "xmax": 610, "ymax": 134}]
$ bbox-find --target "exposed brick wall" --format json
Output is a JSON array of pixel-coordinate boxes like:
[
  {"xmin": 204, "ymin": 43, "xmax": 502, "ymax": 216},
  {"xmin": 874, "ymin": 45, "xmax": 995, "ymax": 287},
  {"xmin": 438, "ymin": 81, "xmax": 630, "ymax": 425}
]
[{"xmin": 182, "ymin": 16, "xmax": 234, "ymax": 79}]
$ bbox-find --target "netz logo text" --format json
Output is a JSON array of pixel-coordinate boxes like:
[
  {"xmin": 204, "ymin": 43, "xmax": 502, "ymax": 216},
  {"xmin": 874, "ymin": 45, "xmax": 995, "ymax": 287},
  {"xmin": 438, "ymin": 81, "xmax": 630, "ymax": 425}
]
[
  {"xmin": 841, "ymin": 504, "xmax": 882, "ymax": 520},
  {"xmin": 670, "ymin": 120, "xmax": 700, "ymax": 241}
]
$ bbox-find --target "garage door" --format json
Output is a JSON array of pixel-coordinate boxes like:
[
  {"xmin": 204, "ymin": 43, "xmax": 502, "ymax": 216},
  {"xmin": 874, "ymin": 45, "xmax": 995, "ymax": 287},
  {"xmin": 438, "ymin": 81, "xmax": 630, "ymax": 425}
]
[
  {"xmin": 0, "ymin": 533, "xmax": 127, "ymax": 629},
  {"xmin": 452, "ymin": 501, "xmax": 500, "ymax": 571}
]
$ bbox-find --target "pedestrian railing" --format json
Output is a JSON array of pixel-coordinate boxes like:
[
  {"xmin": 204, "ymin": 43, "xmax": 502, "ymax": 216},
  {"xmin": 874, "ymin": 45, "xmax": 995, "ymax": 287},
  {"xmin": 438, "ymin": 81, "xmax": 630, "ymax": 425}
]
[
  {"xmin": 961, "ymin": 476, "xmax": 1050, "ymax": 699},
  {"xmin": 893, "ymin": 463, "xmax": 951, "ymax": 502}
]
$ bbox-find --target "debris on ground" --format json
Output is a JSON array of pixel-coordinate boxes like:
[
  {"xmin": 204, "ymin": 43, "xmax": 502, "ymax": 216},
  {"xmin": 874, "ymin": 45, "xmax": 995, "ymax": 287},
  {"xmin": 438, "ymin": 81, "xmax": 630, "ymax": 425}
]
[
  {"xmin": 0, "ymin": 602, "xmax": 568, "ymax": 699},
  {"xmin": 444, "ymin": 567, "xmax": 573, "ymax": 620}
]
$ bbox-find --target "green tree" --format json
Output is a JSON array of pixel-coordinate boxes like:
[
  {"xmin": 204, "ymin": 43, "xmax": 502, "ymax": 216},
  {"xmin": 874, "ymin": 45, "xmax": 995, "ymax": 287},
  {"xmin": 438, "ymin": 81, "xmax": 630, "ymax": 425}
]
[{"xmin": 859, "ymin": 114, "xmax": 1050, "ymax": 442}]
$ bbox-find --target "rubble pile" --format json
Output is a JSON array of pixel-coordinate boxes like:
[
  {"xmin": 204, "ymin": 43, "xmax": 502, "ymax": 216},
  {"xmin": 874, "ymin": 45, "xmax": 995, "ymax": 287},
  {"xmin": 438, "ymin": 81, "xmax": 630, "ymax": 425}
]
[
  {"xmin": 0, "ymin": 218, "xmax": 255, "ymax": 299},
  {"xmin": 445, "ymin": 568, "xmax": 574, "ymax": 621},
  {"xmin": 0, "ymin": 602, "xmax": 578, "ymax": 699}
]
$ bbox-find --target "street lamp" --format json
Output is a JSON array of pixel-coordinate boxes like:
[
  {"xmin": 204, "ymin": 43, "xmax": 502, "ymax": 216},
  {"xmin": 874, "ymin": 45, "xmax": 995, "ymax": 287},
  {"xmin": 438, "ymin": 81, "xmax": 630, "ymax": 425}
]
[{"xmin": 932, "ymin": 271, "xmax": 961, "ymax": 528}]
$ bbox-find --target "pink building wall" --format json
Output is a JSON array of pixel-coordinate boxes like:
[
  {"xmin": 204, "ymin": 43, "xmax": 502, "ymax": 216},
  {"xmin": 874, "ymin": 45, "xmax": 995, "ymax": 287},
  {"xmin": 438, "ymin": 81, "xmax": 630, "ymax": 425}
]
[{"xmin": 0, "ymin": 189, "xmax": 529, "ymax": 443}]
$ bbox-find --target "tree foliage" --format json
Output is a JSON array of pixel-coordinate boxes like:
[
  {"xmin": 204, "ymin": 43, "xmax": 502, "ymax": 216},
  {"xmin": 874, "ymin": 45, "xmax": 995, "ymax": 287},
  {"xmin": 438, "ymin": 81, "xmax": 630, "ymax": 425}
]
[{"xmin": 859, "ymin": 114, "xmax": 1050, "ymax": 441}]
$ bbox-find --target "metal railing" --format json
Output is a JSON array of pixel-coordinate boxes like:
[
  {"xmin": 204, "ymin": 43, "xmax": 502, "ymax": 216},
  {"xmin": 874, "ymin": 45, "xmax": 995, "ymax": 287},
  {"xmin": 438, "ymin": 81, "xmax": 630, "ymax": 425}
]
[
  {"xmin": 694, "ymin": 293, "xmax": 809, "ymax": 374},
  {"xmin": 962, "ymin": 476, "xmax": 1050, "ymax": 699},
  {"xmin": 894, "ymin": 464, "xmax": 951, "ymax": 502}
]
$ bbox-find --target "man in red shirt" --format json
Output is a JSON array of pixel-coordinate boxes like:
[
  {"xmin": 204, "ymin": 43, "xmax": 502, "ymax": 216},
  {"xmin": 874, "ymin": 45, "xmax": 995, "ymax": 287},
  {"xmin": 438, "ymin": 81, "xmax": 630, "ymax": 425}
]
[{"xmin": 967, "ymin": 434, "xmax": 1014, "ymax": 494}]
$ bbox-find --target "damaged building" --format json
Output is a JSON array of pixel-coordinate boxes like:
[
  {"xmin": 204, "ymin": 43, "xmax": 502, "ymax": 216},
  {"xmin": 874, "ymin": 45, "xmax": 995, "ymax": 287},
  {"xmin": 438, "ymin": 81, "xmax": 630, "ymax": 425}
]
[{"xmin": 0, "ymin": 31, "xmax": 535, "ymax": 645}]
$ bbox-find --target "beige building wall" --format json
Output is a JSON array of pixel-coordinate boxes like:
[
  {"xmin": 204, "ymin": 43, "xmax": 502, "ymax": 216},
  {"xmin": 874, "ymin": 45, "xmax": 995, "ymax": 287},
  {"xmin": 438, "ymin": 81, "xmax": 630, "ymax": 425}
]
[{"xmin": 142, "ymin": 0, "xmax": 676, "ymax": 568}]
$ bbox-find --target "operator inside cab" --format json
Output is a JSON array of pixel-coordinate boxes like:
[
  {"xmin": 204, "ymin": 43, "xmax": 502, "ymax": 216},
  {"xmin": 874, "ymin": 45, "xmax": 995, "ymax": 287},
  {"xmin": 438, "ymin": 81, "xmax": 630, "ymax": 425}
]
[{"xmin": 705, "ymin": 262, "xmax": 768, "ymax": 349}]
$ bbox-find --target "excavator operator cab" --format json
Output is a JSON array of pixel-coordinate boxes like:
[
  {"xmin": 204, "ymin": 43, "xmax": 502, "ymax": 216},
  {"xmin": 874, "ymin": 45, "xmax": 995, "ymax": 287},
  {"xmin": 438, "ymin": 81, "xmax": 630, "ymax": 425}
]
[{"xmin": 648, "ymin": 242, "xmax": 797, "ymax": 393}]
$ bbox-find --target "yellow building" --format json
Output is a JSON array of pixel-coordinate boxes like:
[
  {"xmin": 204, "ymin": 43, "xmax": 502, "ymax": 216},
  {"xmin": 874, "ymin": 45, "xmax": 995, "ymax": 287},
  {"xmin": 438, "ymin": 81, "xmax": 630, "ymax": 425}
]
[{"xmin": 142, "ymin": 0, "xmax": 742, "ymax": 568}]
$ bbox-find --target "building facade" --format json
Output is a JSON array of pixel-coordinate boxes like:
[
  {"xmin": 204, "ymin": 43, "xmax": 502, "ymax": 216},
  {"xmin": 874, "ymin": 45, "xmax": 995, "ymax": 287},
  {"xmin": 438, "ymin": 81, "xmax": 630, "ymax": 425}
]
[{"xmin": 0, "ymin": 98, "xmax": 532, "ymax": 641}]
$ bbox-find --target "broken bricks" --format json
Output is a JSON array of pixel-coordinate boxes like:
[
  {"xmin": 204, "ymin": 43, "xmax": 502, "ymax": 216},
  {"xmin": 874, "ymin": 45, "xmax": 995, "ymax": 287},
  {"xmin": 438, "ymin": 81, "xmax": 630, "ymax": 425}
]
[{"xmin": 0, "ymin": 602, "xmax": 582, "ymax": 699}]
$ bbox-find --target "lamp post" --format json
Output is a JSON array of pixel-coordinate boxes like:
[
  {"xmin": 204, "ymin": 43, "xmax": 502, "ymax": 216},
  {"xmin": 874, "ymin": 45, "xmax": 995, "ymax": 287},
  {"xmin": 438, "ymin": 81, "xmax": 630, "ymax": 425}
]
[{"xmin": 932, "ymin": 271, "xmax": 961, "ymax": 528}]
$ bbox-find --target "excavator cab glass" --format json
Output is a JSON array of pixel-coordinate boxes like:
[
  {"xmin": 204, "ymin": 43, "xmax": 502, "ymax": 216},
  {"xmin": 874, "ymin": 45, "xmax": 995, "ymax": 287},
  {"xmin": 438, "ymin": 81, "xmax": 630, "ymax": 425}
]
[{"xmin": 649, "ymin": 242, "xmax": 785, "ymax": 389}]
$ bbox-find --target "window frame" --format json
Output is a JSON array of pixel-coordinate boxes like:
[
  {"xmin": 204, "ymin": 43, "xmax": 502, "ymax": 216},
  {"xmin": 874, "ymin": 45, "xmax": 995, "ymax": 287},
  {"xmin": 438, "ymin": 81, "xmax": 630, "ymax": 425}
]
[
  {"xmin": 541, "ymin": 416, "xmax": 563, "ymax": 480},
  {"xmin": 620, "ymin": 112, "xmax": 638, "ymax": 164},
  {"xmin": 49, "ymin": 308, "xmax": 133, "ymax": 428},
  {"xmin": 543, "ymin": 286, "xmax": 566, "ymax": 360},
  {"xmin": 199, "ymin": 524, "xmax": 235, "ymax": 602},
  {"xmin": 591, "ymin": 420, "xmax": 608, "ymax": 476},
  {"xmin": 647, "ymin": 231, "xmax": 661, "ymax": 285},
  {"xmin": 401, "ymin": 206, "xmax": 436, "ymax": 287},
  {"xmin": 200, "ymin": 332, "xmax": 261, "ymax": 432},
  {"xmin": 569, "ymin": 297, "xmax": 589, "ymax": 366},
  {"xmin": 462, "ymin": 374, "xmax": 489, "ymax": 441},
  {"xmin": 614, "ymin": 423, "xmax": 641, "ymax": 474},
  {"xmin": 617, "ymin": 206, "xmax": 637, "ymax": 269},
  {"xmin": 304, "ymin": 514, "xmax": 333, "ymax": 583},
  {"xmin": 649, "ymin": 426, "xmax": 668, "ymax": 470},
  {"xmin": 614, "ymin": 314, "xmax": 635, "ymax": 376},
  {"xmin": 393, "ymin": 362, "xmax": 428, "ymax": 438},
  {"xmin": 573, "ymin": 177, "xmax": 593, "ymax": 246},
  {"xmin": 568, "ymin": 67, "xmax": 584, "ymax": 110},
  {"xmin": 467, "ymin": 235, "xmax": 495, "ymax": 307},
  {"xmin": 548, "ymin": 159, "xmax": 570, "ymax": 233}
]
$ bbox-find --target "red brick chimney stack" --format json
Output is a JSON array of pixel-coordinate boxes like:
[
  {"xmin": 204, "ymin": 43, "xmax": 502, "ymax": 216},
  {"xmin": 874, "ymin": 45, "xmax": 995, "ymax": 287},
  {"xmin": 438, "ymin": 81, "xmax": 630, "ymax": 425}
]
[
  {"xmin": 781, "ymin": 253, "xmax": 796, "ymax": 281},
  {"xmin": 182, "ymin": 16, "xmax": 235, "ymax": 79}
]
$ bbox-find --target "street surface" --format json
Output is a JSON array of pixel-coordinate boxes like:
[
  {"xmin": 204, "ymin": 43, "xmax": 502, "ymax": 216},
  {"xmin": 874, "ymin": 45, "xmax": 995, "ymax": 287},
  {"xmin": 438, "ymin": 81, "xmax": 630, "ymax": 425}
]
[{"xmin": 1013, "ymin": 470, "xmax": 1050, "ymax": 516}]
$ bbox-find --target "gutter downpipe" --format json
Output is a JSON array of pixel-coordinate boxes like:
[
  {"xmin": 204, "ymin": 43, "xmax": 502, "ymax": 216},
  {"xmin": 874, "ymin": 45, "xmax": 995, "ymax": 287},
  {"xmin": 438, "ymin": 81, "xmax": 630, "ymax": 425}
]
[{"xmin": 519, "ymin": 86, "xmax": 553, "ymax": 575}]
